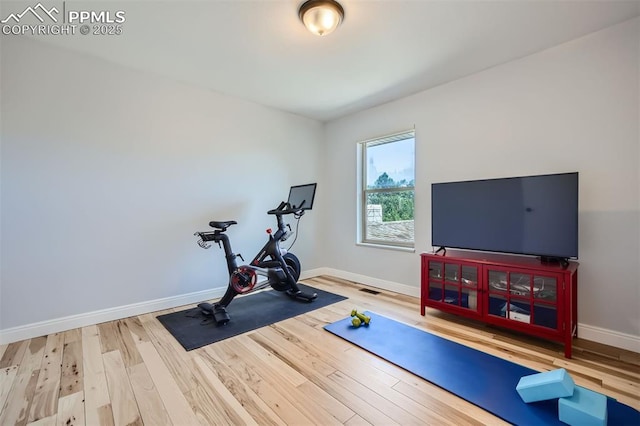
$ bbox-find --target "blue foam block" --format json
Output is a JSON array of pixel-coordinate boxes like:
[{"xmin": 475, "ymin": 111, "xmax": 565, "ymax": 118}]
[
  {"xmin": 516, "ymin": 368, "xmax": 575, "ymax": 403},
  {"xmin": 559, "ymin": 386, "xmax": 608, "ymax": 426}
]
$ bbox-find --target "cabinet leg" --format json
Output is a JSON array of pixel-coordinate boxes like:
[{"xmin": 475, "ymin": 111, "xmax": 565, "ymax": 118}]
[{"xmin": 564, "ymin": 337, "xmax": 572, "ymax": 359}]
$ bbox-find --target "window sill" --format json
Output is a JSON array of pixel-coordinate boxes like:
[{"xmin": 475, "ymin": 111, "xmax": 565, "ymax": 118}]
[{"xmin": 356, "ymin": 242, "xmax": 416, "ymax": 253}]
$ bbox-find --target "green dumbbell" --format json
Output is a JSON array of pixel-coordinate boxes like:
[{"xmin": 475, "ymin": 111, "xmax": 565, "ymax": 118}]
[
  {"xmin": 351, "ymin": 317, "xmax": 362, "ymax": 327},
  {"xmin": 350, "ymin": 309, "xmax": 371, "ymax": 326}
]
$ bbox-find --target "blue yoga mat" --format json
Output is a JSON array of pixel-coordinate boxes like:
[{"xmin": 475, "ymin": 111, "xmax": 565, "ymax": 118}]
[{"xmin": 324, "ymin": 312, "xmax": 640, "ymax": 426}]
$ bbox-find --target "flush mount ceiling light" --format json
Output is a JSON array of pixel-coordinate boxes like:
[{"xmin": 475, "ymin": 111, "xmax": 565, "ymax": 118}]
[{"xmin": 298, "ymin": 0, "xmax": 344, "ymax": 36}]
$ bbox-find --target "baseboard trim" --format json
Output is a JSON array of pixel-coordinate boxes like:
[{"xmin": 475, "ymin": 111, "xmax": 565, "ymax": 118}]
[
  {"xmin": 2, "ymin": 268, "xmax": 638, "ymax": 353},
  {"xmin": 304, "ymin": 267, "xmax": 420, "ymax": 298},
  {"xmin": 0, "ymin": 287, "xmax": 226, "ymax": 345},
  {"xmin": 577, "ymin": 323, "xmax": 640, "ymax": 354}
]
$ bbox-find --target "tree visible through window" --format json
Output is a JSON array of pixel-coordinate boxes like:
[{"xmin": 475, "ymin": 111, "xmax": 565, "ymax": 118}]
[{"xmin": 361, "ymin": 131, "xmax": 415, "ymax": 247}]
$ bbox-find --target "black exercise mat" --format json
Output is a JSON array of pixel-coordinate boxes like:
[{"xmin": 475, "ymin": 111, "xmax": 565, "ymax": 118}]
[{"xmin": 158, "ymin": 284, "xmax": 347, "ymax": 351}]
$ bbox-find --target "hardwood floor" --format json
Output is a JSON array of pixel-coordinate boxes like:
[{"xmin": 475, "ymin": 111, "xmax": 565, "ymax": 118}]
[{"xmin": 1, "ymin": 275, "xmax": 639, "ymax": 425}]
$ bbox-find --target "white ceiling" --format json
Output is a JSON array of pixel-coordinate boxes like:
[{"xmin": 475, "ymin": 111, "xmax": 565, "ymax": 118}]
[{"xmin": 16, "ymin": 0, "xmax": 640, "ymax": 121}]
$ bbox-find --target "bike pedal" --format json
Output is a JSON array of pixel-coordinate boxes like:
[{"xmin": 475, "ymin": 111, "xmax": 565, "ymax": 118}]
[
  {"xmin": 287, "ymin": 289, "xmax": 317, "ymax": 302},
  {"xmin": 197, "ymin": 302, "xmax": 214, "ymax": 316},
  {"xmin": 212, "ymin": 306, "xmax": 231, "ymax": 325}
]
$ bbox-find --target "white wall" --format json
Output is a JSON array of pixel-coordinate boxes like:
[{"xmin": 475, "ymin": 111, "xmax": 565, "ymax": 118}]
[
  {"xmin": 0, "ymin": 37, "xmax": 323, "ymax": 335},
  {"xmin": 322, "ymin": 18, "xmax": 639, "ymax": 345}
]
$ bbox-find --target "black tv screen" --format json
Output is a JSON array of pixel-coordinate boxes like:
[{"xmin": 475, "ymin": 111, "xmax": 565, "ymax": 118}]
[{"xmin": 431, "ymin": 172, "xmax": 578, "ymax": 259}]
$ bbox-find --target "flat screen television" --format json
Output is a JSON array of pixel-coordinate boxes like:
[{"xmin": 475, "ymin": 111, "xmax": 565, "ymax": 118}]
[{"xmin": 431, "ymin": 172, "xmax": 578, "ymax": 260}]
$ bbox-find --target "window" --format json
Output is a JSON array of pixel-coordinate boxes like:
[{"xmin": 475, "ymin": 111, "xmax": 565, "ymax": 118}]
[{"xmin": 359, "ymin": 130, "xmax": 415, "ymax": 248}]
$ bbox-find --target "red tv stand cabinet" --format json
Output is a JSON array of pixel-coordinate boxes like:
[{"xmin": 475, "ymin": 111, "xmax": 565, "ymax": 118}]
[{"xmin": 421, "ymin": 250, "xmax": 578, "ymax": 358}]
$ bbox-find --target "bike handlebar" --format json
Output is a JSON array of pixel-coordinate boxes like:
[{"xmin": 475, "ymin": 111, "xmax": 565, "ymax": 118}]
[{"xmin": 267, "ymin": 200, "xmax": 306, "ymax": 216}]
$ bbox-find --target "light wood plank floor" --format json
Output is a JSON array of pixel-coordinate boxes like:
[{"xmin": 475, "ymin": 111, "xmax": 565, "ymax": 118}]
[{"xmin": 1, "ymin": 276, "xmax": 639, "ymax": 425}]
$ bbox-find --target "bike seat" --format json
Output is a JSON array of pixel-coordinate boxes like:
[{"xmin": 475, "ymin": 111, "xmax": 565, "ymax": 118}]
[{"xmin": 209, "ymin": 220, "xmax": 237, "ymax": 231}]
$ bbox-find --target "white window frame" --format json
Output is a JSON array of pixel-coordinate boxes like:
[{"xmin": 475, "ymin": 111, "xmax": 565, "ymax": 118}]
[{"xmin": 357, "ymin": 130, "xmax": 415, "ymax": 250}]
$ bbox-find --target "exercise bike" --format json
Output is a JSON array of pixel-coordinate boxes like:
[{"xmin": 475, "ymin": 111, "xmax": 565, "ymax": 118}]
[{"xmin": 193, "ymin": 183, "xmax": 318, "ymax": 325}]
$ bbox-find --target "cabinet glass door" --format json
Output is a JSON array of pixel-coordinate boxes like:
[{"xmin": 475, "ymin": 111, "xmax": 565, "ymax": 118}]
[
  {"xmin": 429, "ymin": 260, "xmax": 479, "ymax": 312},
  {"xmin": 461, "ymin": 265, "xmax": 478, "ymax": 310},
  {"xmin": 533, "ymin": 276, "xmax": 557, "ymax": 302},
  {"xmin": 428, "ymin": 261, "xmax": 443, "ymax": 301},
  {"xmin": 532, "ymin": 275, "xmax": 557, "ymax": 329},
  {"xmin": 443, "ymin": 264, "xmax": 461, "ymax": 305},
  {"xmin": 429, "ymin": 261, "xmax": 443, "ymax": 279},
  {"xmin": 487, "ymin": 268, "xmax": 558, "ymax": 330}
]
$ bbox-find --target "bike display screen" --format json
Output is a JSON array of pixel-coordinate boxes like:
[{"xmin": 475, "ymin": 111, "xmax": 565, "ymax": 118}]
[{"xmin": 287, "ymin": 183, "xmax": 317, "ymax": 210}]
